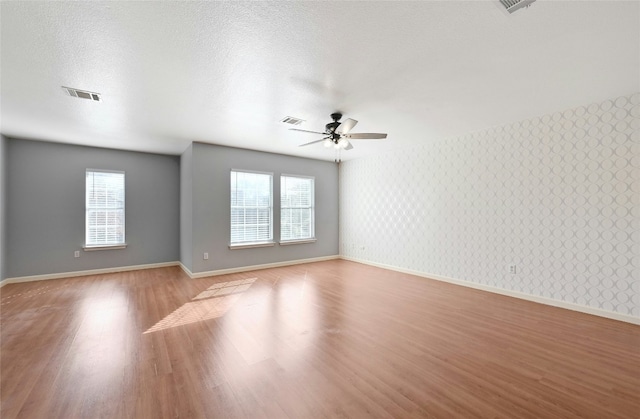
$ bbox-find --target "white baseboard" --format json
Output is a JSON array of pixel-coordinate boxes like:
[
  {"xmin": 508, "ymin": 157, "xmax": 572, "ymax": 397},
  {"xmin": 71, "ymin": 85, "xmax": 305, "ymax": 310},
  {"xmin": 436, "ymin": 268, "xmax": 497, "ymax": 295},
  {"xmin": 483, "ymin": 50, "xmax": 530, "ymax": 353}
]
[
  {"xmin": 181, "ymin": 255, "xmax": 340, "ymax": 279},
  {"xmin": 178, "ymin": 262, "xmax": 194, "ymax": 278},
  {"xmin": 5, "ymin": 255, "xmax": 634, "ymax": 326},
  {"xmin": 0, "ymin": 256, "xmax": 340, "ymax": 287},
  {"xmin": 0, "ymin": 261, "xmax": 180, "ymax": 287},
  {"xmin": 340, "ymin": 256, "xmax": 640, "ymax": 326}
]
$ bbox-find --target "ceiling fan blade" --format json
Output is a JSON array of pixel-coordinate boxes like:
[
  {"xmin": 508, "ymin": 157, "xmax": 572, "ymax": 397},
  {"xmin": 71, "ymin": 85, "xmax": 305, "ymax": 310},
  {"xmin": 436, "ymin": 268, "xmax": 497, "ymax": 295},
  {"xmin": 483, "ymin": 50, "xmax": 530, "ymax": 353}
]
[
  {"xmin": 289, "ymin": 128, "xmax": 326, "ymax": 135},
  {"xmin": 298, "ymin": 139, "xmax": 327, "ymax": 147},
  {"xmin": 336, "ymin": 118, "xmax": 358, "ymax": 134},
  {"xmin": 344, "ymin": 142, "xmax": 354, "ymax": 150},
  {"xmin": 344, "ymin": 133, "xmax": 387, "ymax": 139}
]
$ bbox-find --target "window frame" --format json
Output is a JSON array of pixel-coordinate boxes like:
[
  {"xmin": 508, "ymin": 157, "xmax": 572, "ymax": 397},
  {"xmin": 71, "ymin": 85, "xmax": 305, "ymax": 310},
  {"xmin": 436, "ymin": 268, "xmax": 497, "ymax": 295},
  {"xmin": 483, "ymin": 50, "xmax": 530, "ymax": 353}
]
[
  {"xmin": 229, "ymin": 169, "xmax": 275, "ymax": 249},
  {"xmin": 84, "ymin": 169, "xmax": 127, "ymax": 250},
  {"xmin": 279, "ymin": 174, "xmax": 316, "ymax": 245}
]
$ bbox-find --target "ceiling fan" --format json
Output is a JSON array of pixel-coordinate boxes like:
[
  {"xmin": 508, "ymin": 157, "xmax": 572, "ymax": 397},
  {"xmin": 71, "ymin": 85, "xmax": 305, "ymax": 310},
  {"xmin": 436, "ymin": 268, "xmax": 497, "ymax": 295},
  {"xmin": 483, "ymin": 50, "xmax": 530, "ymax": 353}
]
[{"xmin": 290, "ymin": 113, "xmax": 387, "ymax": 150}]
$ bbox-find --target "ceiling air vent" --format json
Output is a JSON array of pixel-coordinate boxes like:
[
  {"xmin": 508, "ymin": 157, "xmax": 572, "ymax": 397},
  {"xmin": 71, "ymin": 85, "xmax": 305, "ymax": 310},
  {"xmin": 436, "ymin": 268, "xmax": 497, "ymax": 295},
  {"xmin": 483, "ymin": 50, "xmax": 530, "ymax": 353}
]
[
  {"xmin": 62, "ymin": 86, "xmax": 101, "ymax": 102},
  {"xmin": 281, "ymin": 116, "xmax": 305, "ymax": 126},
  {"xmin": 499, "ymin": 0, "xmax": 536, "ymax": 14}
]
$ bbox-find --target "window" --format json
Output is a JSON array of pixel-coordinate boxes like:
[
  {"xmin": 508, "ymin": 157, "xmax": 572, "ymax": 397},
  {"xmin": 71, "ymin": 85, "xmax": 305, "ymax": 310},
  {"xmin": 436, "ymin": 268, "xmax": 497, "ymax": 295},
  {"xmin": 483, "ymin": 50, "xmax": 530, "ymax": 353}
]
[
  {"xmin": 230, "ymin": 170, "xmax": 273, "ymax": 246},
  {"xmin": 85, "ymin": 170, "xmax": 125, "ymax": 248},
  {"xmin": 280, "ymin": 175, "xmax": 315, "ymax": 242}
]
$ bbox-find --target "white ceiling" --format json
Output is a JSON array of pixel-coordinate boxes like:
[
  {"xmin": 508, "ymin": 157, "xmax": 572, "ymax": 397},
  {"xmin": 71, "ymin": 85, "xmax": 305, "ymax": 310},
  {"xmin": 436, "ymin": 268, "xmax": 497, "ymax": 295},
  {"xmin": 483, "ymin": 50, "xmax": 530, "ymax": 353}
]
[{"xmin": 1, "ymin": 1, "xmax": 638, "ymax": 162}]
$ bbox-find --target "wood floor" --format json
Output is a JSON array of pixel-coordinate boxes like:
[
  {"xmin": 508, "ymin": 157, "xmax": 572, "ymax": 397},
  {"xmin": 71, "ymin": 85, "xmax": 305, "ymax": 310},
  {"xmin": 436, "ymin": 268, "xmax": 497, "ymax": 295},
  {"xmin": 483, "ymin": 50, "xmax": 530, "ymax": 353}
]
[{"xmin": 1, "ymin": 260, "xmax": 638, "ymax": 418}]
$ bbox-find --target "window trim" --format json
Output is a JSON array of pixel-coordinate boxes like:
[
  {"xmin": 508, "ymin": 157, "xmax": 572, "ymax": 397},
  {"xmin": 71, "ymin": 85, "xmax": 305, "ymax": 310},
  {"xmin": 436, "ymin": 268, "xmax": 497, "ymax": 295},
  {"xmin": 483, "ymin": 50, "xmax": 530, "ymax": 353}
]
[
  {"xmin": 279, "ymin": 238, "xmax": 317, "ymax": 246},
  {"xmin": 229, "ymin": 241, "xmax": 276, "ymax": 250},
  {"xmin": 85, "ymin": 169, "xmax": 126, "ymax": 248},
  {"xmin": 279, "ymin": 174, "xmax": 315, "ymax": 243},
  {"xmin": 83, "ymin": 244, "xmax": 127, "ymax": 251},
  {"xmin": 229, "ymin": 169, "xmax": 274, "ymax": 247}
]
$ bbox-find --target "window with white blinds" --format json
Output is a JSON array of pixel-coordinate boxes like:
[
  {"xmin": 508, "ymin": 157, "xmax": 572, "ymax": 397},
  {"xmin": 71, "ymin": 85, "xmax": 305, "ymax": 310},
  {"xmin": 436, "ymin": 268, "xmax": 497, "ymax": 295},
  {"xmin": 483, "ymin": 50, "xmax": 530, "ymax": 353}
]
[
  {"xmin": 280, "ymin": 175, "xmax": 314, "ymax": 241},
  {"xmin": 230, "ymin": 170, "xmax": 273, "ymax": 244},
  {"xmin": 85, "ymin": 170, "xmax": 125, "ymax": 247}
]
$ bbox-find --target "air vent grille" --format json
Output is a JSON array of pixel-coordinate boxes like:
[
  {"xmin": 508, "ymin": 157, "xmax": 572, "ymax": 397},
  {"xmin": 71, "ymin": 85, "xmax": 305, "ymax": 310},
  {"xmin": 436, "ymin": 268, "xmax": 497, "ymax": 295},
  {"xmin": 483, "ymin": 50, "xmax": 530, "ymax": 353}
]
[
  {"xmin": 281, "ymin": 116, "xmax": 305, "ymax": 126},
  {"xmin": 499, "ymin": 0, "xmax": 536, "ymax": 14},
  {"xmin": 62, "ymin": 86, "xmax": 101, "ymax": 102}
]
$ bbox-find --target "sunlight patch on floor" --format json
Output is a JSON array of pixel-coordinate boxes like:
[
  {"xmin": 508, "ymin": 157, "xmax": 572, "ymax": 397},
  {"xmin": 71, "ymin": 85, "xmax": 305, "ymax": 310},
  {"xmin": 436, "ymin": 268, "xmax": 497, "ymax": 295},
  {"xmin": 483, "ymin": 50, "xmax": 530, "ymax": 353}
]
[
  {"xmin": 192, "ymin": 278, "xmax": 256, "ymax": 300},
  {"xmin": 143, "ymin": 278, "xmax": 257, "ymax": 333}
]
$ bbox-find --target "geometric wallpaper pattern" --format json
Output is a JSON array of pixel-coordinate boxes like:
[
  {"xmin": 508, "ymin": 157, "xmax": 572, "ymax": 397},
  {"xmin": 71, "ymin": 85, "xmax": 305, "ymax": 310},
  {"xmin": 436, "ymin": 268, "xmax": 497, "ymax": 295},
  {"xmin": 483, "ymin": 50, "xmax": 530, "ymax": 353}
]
[{"xmin": 340, "ymin": 93, "xmax": 639, "ymax": 317}]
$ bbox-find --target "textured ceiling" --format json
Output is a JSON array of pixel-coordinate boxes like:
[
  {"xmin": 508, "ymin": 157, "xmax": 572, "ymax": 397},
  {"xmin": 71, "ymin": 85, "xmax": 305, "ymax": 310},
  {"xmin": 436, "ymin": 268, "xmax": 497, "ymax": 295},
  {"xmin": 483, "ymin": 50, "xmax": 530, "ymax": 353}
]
[{"xmin": 1, "ymin": 1, "xmax": 638, "ymax": 161}]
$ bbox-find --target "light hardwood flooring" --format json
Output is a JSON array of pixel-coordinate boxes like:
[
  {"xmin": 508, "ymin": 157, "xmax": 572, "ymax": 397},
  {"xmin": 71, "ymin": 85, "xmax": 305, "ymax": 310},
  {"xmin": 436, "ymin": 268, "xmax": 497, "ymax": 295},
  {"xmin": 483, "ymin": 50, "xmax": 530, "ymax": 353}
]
[{"xmin": 1, "ymin": 260, "xmax": 639, "ymax": 418}]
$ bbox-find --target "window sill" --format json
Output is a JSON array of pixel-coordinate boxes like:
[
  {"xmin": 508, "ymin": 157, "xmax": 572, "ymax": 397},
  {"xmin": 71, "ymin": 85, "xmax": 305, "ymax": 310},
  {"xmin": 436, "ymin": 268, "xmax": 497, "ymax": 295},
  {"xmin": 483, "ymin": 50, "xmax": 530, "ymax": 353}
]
[
  {"xmin": 229, "ymin": 241, "xmax": 276, "ymax": 250},
  {"xmin": 83, "ymin": 244, "xmax": 127, "ymax": 251},
  {"xmin": 279, "ymin": 238, "xmax": 317, "ymax": 246}
]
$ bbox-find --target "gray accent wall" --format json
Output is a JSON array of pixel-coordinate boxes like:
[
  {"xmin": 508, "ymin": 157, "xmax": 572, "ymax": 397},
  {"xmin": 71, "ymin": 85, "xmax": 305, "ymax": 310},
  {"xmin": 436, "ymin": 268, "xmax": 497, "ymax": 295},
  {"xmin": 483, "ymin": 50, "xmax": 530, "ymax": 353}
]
[
  {"xmin": 185, "ymin": 143, "xmax": 339, "ymax": 273},
  {"xmin": 6, "ymin": 139, "xmax": 180, "ymax": 278},
  {"xmin": 0, "ymin": 135, "xmax": 7, "ymax": 280}
]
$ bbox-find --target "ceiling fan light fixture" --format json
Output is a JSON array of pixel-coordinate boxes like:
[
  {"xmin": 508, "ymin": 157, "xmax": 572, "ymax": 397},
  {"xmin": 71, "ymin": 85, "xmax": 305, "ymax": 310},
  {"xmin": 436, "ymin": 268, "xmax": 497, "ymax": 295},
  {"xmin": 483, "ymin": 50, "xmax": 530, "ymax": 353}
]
[{"xmin": 292, "ymin": 113, "xmax": 388, "ymax": 152}]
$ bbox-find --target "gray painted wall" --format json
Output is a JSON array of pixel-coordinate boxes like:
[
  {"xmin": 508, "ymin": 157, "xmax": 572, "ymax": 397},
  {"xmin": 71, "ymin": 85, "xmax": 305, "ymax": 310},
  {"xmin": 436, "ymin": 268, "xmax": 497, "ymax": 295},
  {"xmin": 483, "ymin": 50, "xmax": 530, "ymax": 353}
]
[
  {"xmin": 6, "ymin": 139, "xmax": 180, "ymax": 278},
  {"xmin": 0, "ymin": 135, "xmax": 7, "ymax": 280},
  {"xmin": 188, "ymin": 143, "xmax": 338, "ymax": 273},
  {"xmin": 180, "ymin": 144, "xmax": 193, "ymax": 272}
]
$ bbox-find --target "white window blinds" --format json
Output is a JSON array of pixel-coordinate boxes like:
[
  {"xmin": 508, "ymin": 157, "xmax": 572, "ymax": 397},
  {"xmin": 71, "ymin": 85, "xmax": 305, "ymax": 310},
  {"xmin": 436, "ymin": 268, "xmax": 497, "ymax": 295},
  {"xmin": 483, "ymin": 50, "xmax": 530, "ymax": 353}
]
[
  {"xmin": 86, "ymin": 170, "xmax": 125, "ymax": 246},
  {"xmin": 230, "ymin": 170, "xmax": 273, "ymax": 244},
  {"xmin": 281, "ymin": 175, "xmax": 314, "ymax": 241}
]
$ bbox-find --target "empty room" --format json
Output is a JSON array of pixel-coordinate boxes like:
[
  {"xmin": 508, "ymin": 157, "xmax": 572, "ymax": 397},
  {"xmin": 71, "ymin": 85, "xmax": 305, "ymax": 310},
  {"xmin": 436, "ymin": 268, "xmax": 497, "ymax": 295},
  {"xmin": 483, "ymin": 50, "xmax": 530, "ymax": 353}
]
[{"xmin": 0, "ymin": 1, "xmax": 638, "ymax": 418}]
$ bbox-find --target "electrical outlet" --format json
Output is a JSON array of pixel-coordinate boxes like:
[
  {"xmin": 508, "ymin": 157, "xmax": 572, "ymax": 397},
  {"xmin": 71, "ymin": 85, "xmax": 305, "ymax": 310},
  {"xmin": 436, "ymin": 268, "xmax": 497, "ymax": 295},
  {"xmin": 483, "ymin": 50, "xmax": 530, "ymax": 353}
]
[
  {"xmin": 203, "ymin": 252, "xmax": 209, "ymax": 260},
  {"xmin": 509, "ymin": 264, "xmax": 517, "ymax": 274},
  {"xmin": 74, "ymin": 250, "xmax": 80, "ymax": 258}
]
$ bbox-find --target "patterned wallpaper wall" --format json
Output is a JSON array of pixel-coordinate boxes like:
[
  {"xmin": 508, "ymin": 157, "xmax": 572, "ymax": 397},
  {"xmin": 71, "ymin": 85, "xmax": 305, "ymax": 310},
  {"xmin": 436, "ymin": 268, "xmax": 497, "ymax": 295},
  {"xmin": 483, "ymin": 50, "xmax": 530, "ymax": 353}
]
[{"xmin": 339, "ymin": 93, "xmax": 639, "ymax": 317}]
